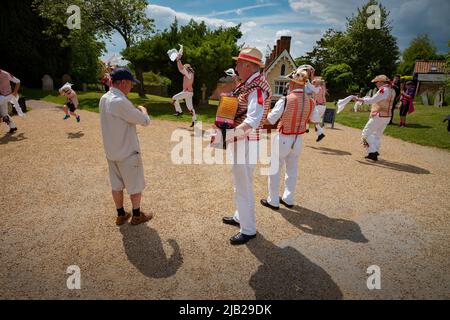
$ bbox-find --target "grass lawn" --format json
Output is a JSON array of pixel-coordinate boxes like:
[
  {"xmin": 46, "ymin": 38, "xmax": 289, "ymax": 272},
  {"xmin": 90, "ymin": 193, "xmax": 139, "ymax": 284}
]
[
  {"xmin": 329, "ymin": 102, "xmax": 450, "ymax": 150},
  {"xmin": 21, "ymin": 88, "xmax": 450, "ymax": 150},
  {"xmin": 22, "ymin": 88, "xmax": 218, "ymax": 124}
]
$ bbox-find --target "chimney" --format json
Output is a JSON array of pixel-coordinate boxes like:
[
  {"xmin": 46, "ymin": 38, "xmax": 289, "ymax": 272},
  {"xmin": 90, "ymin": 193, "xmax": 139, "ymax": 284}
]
[
  {"xmin": 276, "ymin": 39, "xmax": 281, "ymax": 57},
  {"xmin": 279, "ymin": 36, "xmax": 291, "ymax": 54}
]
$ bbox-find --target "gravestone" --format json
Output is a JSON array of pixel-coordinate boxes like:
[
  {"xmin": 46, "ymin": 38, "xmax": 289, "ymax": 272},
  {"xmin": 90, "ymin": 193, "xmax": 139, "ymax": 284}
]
[
  {"xmin": 322, "ymin": 108, "xmax": 336, "ymax": 128},
  {"xmin": 201, "ymin": 84, "xmax": 208, "ymax": 104},
  {"xmin": 42, "ymin": 75, "xmax": 54, "ymax": 91}
]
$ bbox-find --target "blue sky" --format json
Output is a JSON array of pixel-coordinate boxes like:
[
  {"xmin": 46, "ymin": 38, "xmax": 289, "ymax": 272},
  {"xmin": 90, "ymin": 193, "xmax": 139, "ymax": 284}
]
[{"xmin": 104, "ymin": 0, "xmax": 449, "ymax": 61}]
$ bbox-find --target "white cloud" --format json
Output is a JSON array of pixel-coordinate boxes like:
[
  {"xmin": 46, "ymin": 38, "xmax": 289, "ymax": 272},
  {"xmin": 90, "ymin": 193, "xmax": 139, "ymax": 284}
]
[
  {"xmin": 276, "ymin": 29, "xmax": 293, "ymax": 38},
  {"xmin": 146, "ymin": 4, "xmax": 236, "ymax": 30},
  {"xmin": 206, "ymin": 3, "xmax": 279, "ymax": 17}
]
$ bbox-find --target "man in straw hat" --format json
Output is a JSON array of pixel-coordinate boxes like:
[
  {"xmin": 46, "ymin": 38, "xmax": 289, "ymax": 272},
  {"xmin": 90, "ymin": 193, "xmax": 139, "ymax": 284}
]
[
  {"xmin": 260, "ymin": 67, "xmax": 314, "ymax": 210},
  {"xmin": 172, "ymin": 53, "xmax": 197, "ymax": 128},
  {"xmin": 222, "ymin": 47, "xmax": 272, "ymax": 245},
  {"xmin": 353, "ymin": 75, "xmax": 396, "ymax": 161}
]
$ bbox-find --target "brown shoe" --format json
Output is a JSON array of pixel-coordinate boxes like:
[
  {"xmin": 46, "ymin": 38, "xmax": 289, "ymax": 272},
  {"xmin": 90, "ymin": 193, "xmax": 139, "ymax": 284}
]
[
  {"xmin": 116, "ymin": 213, "xmax": 131, "ymax": 226},
  {"xmin": 131, "ymin": 212, "xmax": 154, "ymax": 225}
]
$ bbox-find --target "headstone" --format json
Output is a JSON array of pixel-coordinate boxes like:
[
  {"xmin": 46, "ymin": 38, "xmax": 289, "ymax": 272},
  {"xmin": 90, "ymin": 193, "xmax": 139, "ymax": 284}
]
[
  {"xmin": 42, "ymin": 74, "xmax": 54, "ymax": 91},
  {"xmin": 421, "ymin": 92, "xmax": 429, "ymax": 106},
  {"xmin": 201, "ymin": 84, "xmax": 207, "ymax": 103},
  {"xmin": 322, "ymin": 108, "xmax": 336, "ymax": 128},
  {"xmin": 434, "ymin": 90, "xmax": 443, "ymax": 107}
]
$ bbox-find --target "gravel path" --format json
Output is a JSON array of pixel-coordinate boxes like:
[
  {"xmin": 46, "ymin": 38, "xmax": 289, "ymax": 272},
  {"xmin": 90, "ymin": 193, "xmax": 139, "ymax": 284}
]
[{"xmin": 0, "ymin": 100, "xmax": 449, "ymax": 300}]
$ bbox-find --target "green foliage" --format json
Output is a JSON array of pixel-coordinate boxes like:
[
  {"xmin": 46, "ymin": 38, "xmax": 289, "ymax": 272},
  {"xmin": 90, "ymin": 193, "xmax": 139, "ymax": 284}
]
[
  {"xmin": 0, "ymin": 0, "xmax": 72, "ymax": 87},
  {"xmin": 397, "ymin": 34, "xmax": 445, "ymax": 76},
  {"xmin": 123, "ymin": 19, "xmax": 242, "ymax": 103},
  {"xmin": 295, "ymin": 0, "xmax": 399, "ymax": 92},
  {"xmin": 323, "ymin": 64, "xmax": 357, "ymax": 96}
]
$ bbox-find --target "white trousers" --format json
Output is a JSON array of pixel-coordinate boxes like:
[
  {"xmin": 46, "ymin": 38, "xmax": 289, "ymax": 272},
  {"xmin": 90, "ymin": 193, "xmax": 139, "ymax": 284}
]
[
  {"xmin": 268, "ymin": 133, "xmax": 303, "ymax": 207},
  {"xmin": 231, "ymin": 139, "xmax": 258, "ymax": 236},
  {"xmin": 0, "ymin": 96, "xmax": 17, "ymax": 129},
  {"xmin": 172, "ymin": 91, "xmax": 197, "ymax": 122},
  {"xmin": 362, "ymin": 115, "xmax": 390, "ymax": 154},
  {"xmin": 311, "ymin": 105, "xmax": 326, "ymax": 136}
]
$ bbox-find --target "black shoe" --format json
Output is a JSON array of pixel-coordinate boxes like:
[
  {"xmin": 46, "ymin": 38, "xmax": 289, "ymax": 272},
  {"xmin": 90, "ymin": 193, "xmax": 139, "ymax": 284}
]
[
  {"xmin": 8, "ymin": 128, "xmax": 18, "ymax": 134},
  {"xmin": 260, "ymin": 199, "xmax": 279, "ymax": 211},
  {"xmin": 374, "ymin": 152, "xmax": 380, "ymax": 156},
  {"xmin": 316, "ymin": 133, "xmax": 325, "ymax": 142},
  {"xmin": 230, "ymin": 232, "xmax": 256, "ymax": 245},
  {"xmin": 365, "ymin": 153, "xmax": 378, "ymax": 161},
  {"xmin": 190, "ymin": 121, "xmax": 196, "ymax": 128},
  {"xmin": 174, "ymin": 112, "xmax": 184, "ymax": 117},
  {"xmin": 280, "ymin": 197, "xmax": 294, "ymax": 209},
  {"xmin": 222, "ymin": 217, "xmax": 240, "ymax": 227}
]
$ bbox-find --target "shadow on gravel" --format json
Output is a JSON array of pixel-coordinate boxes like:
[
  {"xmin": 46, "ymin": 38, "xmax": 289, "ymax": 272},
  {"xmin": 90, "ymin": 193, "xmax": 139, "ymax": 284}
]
[
  {"xmin": 120, "ymin": 225, "xmax": 183, "ymax": 279},
  {"xmin": 0, "ymin": 132, "xmax": 27, "ymax": 145},
  {"xmin": 356, "ymin": 159, "xmax": 431, "ymax": 174},
  {"xmin": 247, "ymin": 233, "xmax": 343, "ymax": 300},
  {"xmin": 276, "ymin": 206, "xmax": 368, "ymax": 243}
]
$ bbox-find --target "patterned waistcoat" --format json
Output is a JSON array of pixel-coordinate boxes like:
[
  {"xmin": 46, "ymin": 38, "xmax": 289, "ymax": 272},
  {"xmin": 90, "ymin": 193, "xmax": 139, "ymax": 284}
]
[
  {"xmin": 371, "ymin": 86, "xmax": 396, "ymax": 118},
  {"xmin": 278, "ymin": 90, "xmax": 314, "ymax": 135},
  {"xmin": 234, "ymin": 73, "xmax": 272, "ymax": 140}
]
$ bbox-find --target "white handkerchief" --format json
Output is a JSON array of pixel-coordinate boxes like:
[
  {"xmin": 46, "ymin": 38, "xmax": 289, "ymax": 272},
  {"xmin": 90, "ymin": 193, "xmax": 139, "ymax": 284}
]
[
  {"xmin": 8, "ymin": 95, "xmax": 25, "ymax": 118},
  {"xmin": 225, "ymin": 68, "xmax": 236, "ymax": 77},
  {"xmin": 167, "ymin": 44, "xmax": 184, "ymax": 62},
  {"xmin": 337, "ymin": 95, "xmax": 354, "ymax": 114}
]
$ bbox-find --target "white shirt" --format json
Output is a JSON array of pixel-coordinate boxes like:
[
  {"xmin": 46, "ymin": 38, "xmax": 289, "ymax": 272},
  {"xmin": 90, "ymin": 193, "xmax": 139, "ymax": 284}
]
[
  {"xmin": 0, "ymin": 70, "xmax": 20, "ymax": 96},
  {"xmin": 362, "ymin": 85, "xmax": 391, "ymax": 104},
  {"xmin": 243, "ymin": 72, "xmax": 267, "ymax": 129},
  {"xmin": 267, "ymin": 89, "xmax": 304, "ymax": 125},
  {"xmin": 99, "ymin": 88, "xmax": 150, "ymax": 162},
  {"xmin": 305, "ymin": 82, "xmax": 320, "ymax": 95}
]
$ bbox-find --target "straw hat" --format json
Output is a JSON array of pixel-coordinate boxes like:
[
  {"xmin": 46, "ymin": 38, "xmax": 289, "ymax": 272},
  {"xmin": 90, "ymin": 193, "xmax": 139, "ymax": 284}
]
[
  {"xmin": 233, "ymin": 47, "xmax": 265, "ymax": 67},
  {"xmin": 286, "ymin": 67, "xmax": 309, "ymax": 85},
  {"xmin": 371, "ymin": 75, "xmax": 390, "ymax": 83}
]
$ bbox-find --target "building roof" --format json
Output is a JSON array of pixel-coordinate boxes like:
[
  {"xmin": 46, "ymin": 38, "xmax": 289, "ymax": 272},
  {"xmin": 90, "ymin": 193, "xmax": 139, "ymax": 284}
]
[
  {"xmin": 414, "ymin": 60, "xmax": 446, "ymax": 74},
  {"xmin": 264, "ymin": 50, "xmax": 297, "ymax": 76}
]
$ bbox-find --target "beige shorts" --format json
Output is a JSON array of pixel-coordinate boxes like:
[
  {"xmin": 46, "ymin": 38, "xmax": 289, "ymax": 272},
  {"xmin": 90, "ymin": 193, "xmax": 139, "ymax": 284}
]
[{"xmin": 107, "ymin": 152, "xmax": 146, "ymax": 195}]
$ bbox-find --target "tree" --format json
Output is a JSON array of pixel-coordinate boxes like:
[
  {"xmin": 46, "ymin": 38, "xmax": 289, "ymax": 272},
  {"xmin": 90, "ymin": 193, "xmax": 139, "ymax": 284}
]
[
  {"xmin": 322, "ymin": 64, "xmax": 357, "ymax": 97},
  {"xmin": 35, "ymin": 0, "xmax": 154, "ymax": 96},
  {"xmin": 123, "ymin": 19, "xmax": 242, "ymax": 104},
  {"xmin": 397, "ymin": 34, "xmax": 445, "ymax": 76},
  {"xmin": 295, "ymin": 0, "xmax": 399, "ymax": 93},
  {"xmin": 1, "ymin": 0, "xmax": 72, "ymax": 88},
  {"xmin": 345, "ymin": 0, "xmax": 399, "ymax": 89}
]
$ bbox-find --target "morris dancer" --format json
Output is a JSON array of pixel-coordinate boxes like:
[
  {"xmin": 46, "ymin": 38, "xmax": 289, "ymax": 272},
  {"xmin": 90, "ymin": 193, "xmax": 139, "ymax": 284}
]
[
  {"xmin": 221, "ymin": 47, "xmax": 272, "ymax": 245},
  {"xmin": 59, "ymin": 83, "xmax": 81, "ymax": 123},
  {"xmin": 353, "ymin": 75, "xmax": 396, "ymax": 161},
  {"xmin": 260, "ymin": 68, "xmax": 314, "ymax": 210},
  {"xmin": 172, "ymin": 53, "xmax": 197, "ymax": 128},
  {"xmin": 311, "ymin": 77, "xmax": 327, "ymax": 142},
  {"xmin": 0, "ymin": 68, "xmax": 21, "ymax": 134}
]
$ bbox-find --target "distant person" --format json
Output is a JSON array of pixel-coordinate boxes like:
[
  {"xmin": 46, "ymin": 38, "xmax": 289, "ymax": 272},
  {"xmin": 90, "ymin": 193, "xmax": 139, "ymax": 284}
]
[
  {"xmin": 59, "ymin": 83, "xmax": 81, "ymax": 123},
  {"xmin": 172, "ymin": 53, "xmax": 197, "ymax": 128},
  {"xmin": 353, "ymin": 75, "xmax": 396, "ymax": 161},
  {"xmin": 389, "ymin": 75, "xmax": 401, "ymax": 125},
  {"xmin": 399, "ymin": 81, "xmax": 416, "ymax": 128}
]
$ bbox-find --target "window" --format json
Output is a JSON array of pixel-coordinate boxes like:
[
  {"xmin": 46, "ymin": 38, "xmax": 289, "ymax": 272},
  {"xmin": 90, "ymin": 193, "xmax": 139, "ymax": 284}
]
[
  {"xmin": 274, "ymin": 80, "xmax": 288, "ymax": 96},
  {"xmin": 280, "ymin": 64, "xmax": 286, "ymax": 76}
]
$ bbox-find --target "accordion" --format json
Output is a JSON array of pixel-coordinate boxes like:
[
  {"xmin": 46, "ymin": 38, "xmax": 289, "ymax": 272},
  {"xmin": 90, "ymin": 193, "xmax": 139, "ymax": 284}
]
[{"xmin": 211, "ymin": 96, "xmax": 239, "ymax": 149}]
